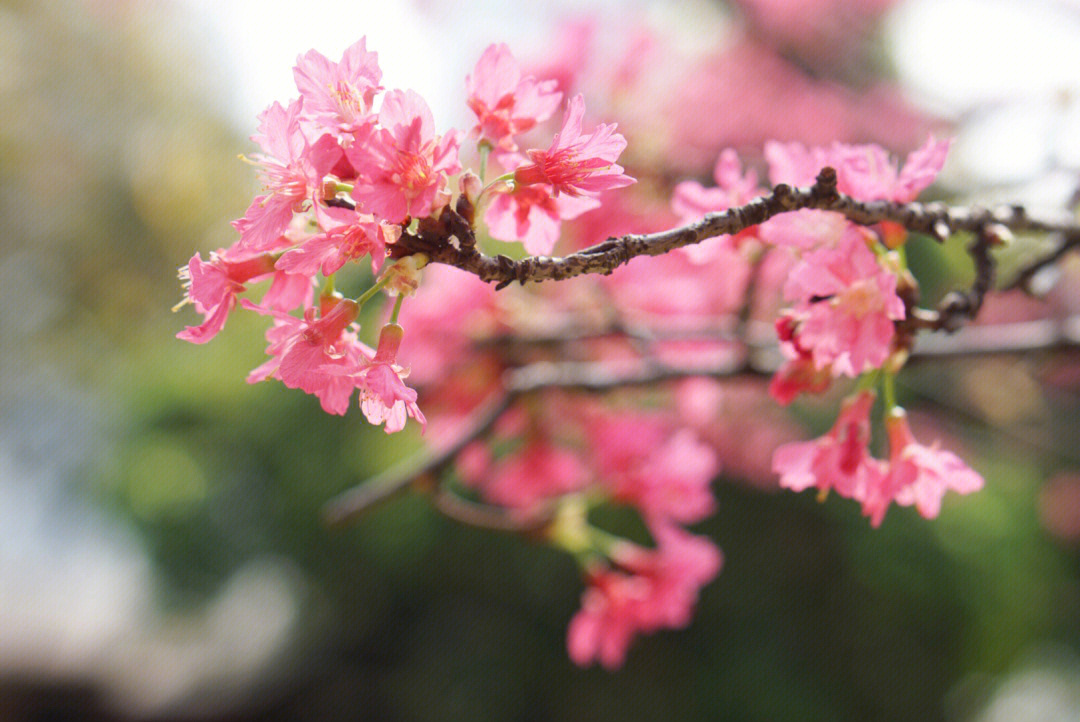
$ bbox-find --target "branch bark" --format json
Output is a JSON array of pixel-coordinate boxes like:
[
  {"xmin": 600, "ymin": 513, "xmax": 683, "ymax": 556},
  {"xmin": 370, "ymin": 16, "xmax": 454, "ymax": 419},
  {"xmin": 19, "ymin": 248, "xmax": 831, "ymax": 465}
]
[{"xmin": 392, "ymin": 168, "xmax": 1080, "ymax": 291}]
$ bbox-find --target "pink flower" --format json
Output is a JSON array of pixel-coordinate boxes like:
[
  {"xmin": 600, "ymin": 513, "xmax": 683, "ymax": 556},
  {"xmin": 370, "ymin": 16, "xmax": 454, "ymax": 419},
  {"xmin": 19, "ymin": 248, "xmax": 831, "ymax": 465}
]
[
  {"xmin": 764, "ymin": 136, "xmax": 952, "ymax": 204},
  {"xmin": 567, "ymin": 524, "xmax": 721, "ymax": 669},
  {"xmin": 276, "ymin": 206, "xmax": 400, "ymax": 276},
  {"xmin": 478, "ymin": 440, "xmax": 587, "ymax": 510},
  {"xmin": 466, "ymin": 43, "xmax": 562, "ymax": 151},
  {"xmin": 484, "ymin": 182, "xmax": 599, "ymax": 255},
  {"xmin": 354, "ymin": 323, "xmax": 426, "ymax": 433},
  {"xmin": 831, "ymin": 136, "xmax": 952, "ymax": 203},
  {"xmin": 772, "ymin": 390, "xmax": 881, "ymax": 500},
  {"xmin": 293, "ymin": 37, "xmax": 382, "ymax": 140},
  {"xmin": 590, "ymin": 415, "xmax": 717, "ymax": 524},
  {"xmin": 232, "ymin": 99, "xmax": 327, "ymax": 254},
  {"xmin": 245, "ymin": 297, "xmax": 366, "ymax": 415},
  {"xmin": 671, "ymin": 148, "xmax": 763, "ymax": 261},
  {"xmin": 513, "ymin": 94, "xmax": 634, "ymax": 197},
  {"xmin": 769, "ymin": 313, "xmax": 835, "ymax": 404},
  {"xmin": 348, "ymin": 89, "xmax": 461, "ymax": 223},
  {"xmin": 782, "ymin": 229, "xmax": 904, "ymax": 376},
  {"xmin": 862, "ymin": 408, "xmax": 984, "ymax": 525},
  {"xmin": 175, "ymin": 250, "xmax": 310, "ymax": 344}
]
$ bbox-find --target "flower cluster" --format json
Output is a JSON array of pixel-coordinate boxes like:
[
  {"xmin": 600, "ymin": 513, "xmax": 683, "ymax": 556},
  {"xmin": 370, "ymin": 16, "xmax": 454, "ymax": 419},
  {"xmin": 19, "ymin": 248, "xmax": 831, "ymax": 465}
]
[
  {"xmin": 773, "ymin": 392, "xmax": 983, "ymax": 526},
  {"xmin": 176, "ymin": 38, "xmax": 634, "ymax": 426},
  {"xmin": 178, "ymin": 34, "xmax": 987, "ymax": 671}
]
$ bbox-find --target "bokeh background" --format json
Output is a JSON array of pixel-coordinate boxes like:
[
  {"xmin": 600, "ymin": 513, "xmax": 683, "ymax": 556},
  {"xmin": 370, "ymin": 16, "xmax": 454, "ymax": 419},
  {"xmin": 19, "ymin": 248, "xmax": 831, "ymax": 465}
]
[{"xmin": 3, "ymin": 0, "xmax": 1080, "ymax": 719}]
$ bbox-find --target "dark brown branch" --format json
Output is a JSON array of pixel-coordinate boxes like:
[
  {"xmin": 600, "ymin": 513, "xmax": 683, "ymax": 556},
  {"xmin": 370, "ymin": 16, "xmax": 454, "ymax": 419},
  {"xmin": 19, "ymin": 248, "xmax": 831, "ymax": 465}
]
[
  {"xmin": 1004, "ymin": 231, "xmax": 1080, "ymax": 293},
  {"xmin": 392, "ymin": 168, "xmax": 1080, "ymax": 290},
  {"xmin": 322, "ymin": 392, "xmax": 513, "ymax": 526}
]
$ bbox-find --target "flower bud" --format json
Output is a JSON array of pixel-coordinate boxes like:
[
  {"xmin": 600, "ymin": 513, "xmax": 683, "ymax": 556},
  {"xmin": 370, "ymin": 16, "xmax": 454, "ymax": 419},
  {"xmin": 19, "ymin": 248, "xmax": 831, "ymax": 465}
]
[{"xmin": 373, "ymin": 323, "xmax": 404, "ymax": 364}]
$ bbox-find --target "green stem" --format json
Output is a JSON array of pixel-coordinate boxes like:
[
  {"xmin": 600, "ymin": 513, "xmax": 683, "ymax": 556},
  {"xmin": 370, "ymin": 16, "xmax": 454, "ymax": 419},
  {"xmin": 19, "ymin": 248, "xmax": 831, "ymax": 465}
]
[
  {"xmin": 355, "ymin": 274, "xmax": 391, "ymax": 308},
  {"xmin": 321, "ymin": 273, "xmax": 335, "ymax": 298},
  {"xmin": 882, "ymin": 370, "xmax": 898, "ymax": 410},
  {"xmin": 586, "ymin": 525, "xmax": 625, "ymax": 557},
  {"xmin": 857, "ymin": 368, "xmax": 881, "ymax": 392},
  {"xmin": 389, "ymin": 293, "xmax": 405, "ymax": 324}
]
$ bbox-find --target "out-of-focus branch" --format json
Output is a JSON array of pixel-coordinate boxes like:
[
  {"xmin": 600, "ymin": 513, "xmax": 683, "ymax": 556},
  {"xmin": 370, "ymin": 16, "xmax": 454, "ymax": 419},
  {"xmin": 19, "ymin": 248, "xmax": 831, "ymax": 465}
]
[
  {"xmin": 323, "ymin": 314, "xmax": 1080, "ymax": 527},
  {"xmin": 392, "ymin": 168, "xmax": 1080, "ymax": 293}
]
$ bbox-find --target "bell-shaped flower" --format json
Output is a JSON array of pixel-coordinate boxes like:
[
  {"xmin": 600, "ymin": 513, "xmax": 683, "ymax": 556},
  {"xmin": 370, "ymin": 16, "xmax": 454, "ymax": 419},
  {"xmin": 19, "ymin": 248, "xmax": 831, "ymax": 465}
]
[
  {"xmin": 861, "ymin": 408, "xmax": 984, "ymax": 526},
  {"xmin": 354, "ymin": 323, "xmax": 426, "ymax": 433},
  {"xmin": 244, "ymin": 297, "xmax": 366, "ymax": 415},
  {"xmin": 772, "ymin": 390, "xmax": 881, "ymax": 500}
]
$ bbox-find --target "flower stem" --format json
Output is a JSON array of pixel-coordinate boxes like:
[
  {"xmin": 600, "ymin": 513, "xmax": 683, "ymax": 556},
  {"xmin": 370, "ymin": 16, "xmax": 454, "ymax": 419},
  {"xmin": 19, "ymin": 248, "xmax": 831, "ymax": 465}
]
[
  {"xmin": 355, "ymin": 274, "xmax": 392, "ymax": 308},
  {"xmin": 390, "ymin": 293, "xmax": 405, "ymax": 324},
  {"xmin": 882, "ymin": 370, "xmax": 898, "ymax": 410}
]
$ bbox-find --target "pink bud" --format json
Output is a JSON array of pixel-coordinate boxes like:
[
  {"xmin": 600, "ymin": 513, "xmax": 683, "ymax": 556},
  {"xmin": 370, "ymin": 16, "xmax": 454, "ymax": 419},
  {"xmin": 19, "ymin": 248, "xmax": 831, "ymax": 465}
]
[{"xmin": 374, "ymin": 323, "xmax": 404, "ymax": 363}]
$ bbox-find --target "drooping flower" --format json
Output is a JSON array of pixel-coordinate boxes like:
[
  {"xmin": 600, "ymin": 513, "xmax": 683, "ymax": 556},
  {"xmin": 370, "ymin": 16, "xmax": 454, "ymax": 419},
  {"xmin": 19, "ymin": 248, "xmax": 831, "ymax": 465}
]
[
  {"xmin": 293, "ymin": 37, "xmax": 382, "ymax": 140},
  {"xmin": 354, "ymin": 323, "xmax": 425, "ymax": 433},
  {"xmin": 782, "ymin": 228, "xmax": 905, "ymax": 376},
  {"xmin": 590, "ymin": 414, "xmax": 718, "ymax": 524},
  {"xmin": 244, "ymin": 297, "xmax": 366, "ymax": 415},
  {"xmin": 772, "ymin": 390, "xmax": 881, "ymax": 500},
  {"xmin": 861, "ymin": 408, "xmax": 984, "ymax": 526},
  {"xmin": 513, "ymin": 94, "xmax": 635, "ymax": 197},
  {"xmin": 348, "ymin": 89, "xmax": 461, "ymax": 223},
  {"xmin": 476, "ymin": 439, "xmax": 588, "ymax": 510},
  {"xmin": 567, "ymin": 524, "xmax": 722, "ymax": 669},
  {"xmin": 466, "ymin": 43, "xmax": 562, "ymax": 151},
  {"xmin": 769, "ymin": 312, "xmax": 835, "ymax": 404}
]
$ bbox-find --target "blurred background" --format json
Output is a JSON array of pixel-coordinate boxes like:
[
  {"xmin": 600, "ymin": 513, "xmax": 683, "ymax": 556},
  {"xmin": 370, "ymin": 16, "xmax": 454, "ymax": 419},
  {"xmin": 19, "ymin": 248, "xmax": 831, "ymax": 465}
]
[{"xmin": 3, "ymin": 0, "xmax": 1080, "ymax": 719}]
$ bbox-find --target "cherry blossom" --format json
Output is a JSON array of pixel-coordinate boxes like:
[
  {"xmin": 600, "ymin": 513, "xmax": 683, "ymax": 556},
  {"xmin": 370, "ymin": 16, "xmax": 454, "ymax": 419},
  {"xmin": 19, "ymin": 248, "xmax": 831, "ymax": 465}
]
[
  {"xmin": 244, "ymin": 297, "xmax": 366, "ymax": 416},
  {"xmin": 175, "ymin": 250, "xmax": 310, "ymax": 344},
  {"xmin": 862, "ymin": 408, "xmax": 984, "ymax": 525},
  {"xmin": 567, "ymin": 524, "xmax": 722, "ymax": 669},
  {"xmin": 348, "ymin": 89, "xmax": 461, "ymax": 224},
  {"xmin": 354, "ymin": 323, "xmax": 426, "ymax": 433},
  {"xmin": 293, "ymin": 37, "xmax": 382, "ymax": 140},
  {"xmin": 782, "ymin": 228, "xmax": 905, "ymax": 376},
  {"xmin": 513, "ymin": 94, "xmax": 634, "ymax": 197},
  {"xmin": 485, "ymin": 181, "xmax": 600, "ymax": 255},
  {"xmin": 466, "ymin": 43, "xmax": 562, "ymax": 151},
  {"xmin": 276, "ymin": 206, "xmax": 400, "ymax": 276},
  {"xmin": 772, "ymin": 390, "xmax": 881, "ymax": 500},
  {"xmin": 232, "ymin": 99, "xmax": 329, "ymax": 254}
]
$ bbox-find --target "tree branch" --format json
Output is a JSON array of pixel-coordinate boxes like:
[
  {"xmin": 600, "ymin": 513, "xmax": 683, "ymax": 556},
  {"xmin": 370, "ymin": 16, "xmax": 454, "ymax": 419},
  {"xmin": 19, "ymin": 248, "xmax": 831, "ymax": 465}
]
[
  {"xmin": 392, "ymin": 168, "xmax": 1080, "ymax": 290},
  {"xmin": 322, "ymin": 314, "xmax": 1080, "ymax": 527}
]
